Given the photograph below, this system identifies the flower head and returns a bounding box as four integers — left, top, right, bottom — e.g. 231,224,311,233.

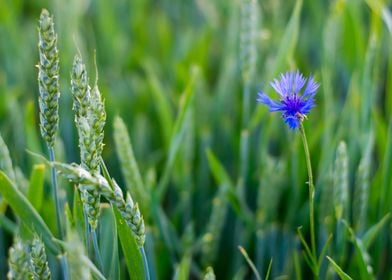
257,71,319,129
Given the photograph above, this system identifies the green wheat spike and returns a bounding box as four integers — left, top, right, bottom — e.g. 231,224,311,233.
333,141,349,221
256,155,285,226
30,235,51,280
201,195,227,266
113,116,149,212
203,266,216,280
319,168,334,231
71,55,106,230
52,161,146,246
7,238,30,280
37,9,60,148
240,0,258,82
353,135,373,232
71,55,90,120
66,229,91,279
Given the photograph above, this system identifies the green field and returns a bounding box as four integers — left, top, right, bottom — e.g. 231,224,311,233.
0,0,391,279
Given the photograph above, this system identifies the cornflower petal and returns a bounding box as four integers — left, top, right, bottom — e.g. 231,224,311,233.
303,76,319,97
270,79,285,96
293,71,306,94
257,92,284,112
256,70,319,129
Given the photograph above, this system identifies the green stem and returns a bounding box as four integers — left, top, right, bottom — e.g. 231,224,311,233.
140,247,151,280
91,229,104,273
48,146,69,280
83,208,91,254
299,123,317,275
238,82,250,208
48,147,64,239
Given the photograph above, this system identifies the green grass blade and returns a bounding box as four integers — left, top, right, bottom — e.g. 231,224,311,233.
362,213,391,249
296,227,317,271
143,62,174,147
0,171,60,255
81,255,107,280
342,221,373,280
157,66,199,199
326,256,353,280
317,234,333,269
100,207,120,279
173,253,192,280
265,258,273,280
27,164,45,212
238,246,261,280
114,208,145,280
206,149,252,224
0,214,17,234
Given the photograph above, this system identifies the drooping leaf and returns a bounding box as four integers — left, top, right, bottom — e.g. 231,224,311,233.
0,171,60,255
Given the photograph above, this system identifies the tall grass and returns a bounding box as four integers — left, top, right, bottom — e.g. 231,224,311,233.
0,0,391,279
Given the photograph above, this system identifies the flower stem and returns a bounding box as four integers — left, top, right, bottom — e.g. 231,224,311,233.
299,123,317,271
48,146,69,280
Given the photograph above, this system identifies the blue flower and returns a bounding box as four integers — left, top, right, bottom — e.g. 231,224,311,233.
257,71,319,129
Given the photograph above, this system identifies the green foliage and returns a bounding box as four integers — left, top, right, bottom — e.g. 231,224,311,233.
0,1,391,279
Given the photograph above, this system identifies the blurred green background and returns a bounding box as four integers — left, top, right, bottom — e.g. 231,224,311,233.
1,0,392,279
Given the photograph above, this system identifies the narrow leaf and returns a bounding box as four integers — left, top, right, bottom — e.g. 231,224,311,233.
326,256,353,280
362,213,391,249
114,208,145,280
0,171,60,254
342,221,373,280
173,253,192,280
206,149,252,223
27,164,45,212
157,66,199,199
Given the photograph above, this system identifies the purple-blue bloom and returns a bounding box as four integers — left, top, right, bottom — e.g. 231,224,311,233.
257,71,319,129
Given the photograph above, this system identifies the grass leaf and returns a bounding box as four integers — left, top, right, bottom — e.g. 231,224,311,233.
157,66,199,199
114,208,145,280
0,171,60,255
363,213,391,249
326,256,353,280
27,164,45,212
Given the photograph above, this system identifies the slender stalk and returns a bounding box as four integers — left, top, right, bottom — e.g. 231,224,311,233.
48,147,69,280
83,209,91,254
140,247,150,280
91,229,104,273
48,147,63,239
238,84,250,199
299,123,317,273
238,246,261,280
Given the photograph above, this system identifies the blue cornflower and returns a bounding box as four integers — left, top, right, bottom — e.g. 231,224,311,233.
257,71,319,129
